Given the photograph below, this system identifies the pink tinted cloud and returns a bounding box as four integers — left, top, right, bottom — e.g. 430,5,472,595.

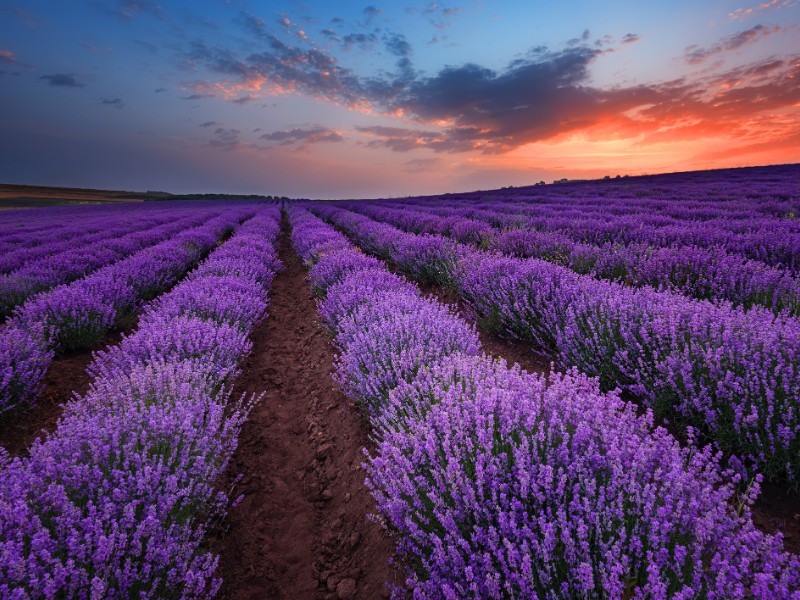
730,0,796,20
683,24,783,64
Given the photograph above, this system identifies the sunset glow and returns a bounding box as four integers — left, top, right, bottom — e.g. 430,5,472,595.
0,1,798,197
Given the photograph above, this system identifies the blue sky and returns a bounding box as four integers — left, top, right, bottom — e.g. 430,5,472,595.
1,0,798,198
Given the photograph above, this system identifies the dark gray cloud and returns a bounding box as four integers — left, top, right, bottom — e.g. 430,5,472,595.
101,97,124,108
621,33,641,44
363,6,382,22
357,125,471,152
199,121,217,127
182,27,800,155
232,94,256,104
404,157,442,172
384,33,412,57
209,127,240,150
261,126,344,148
567,29,591,46
239,11,267,36
321,27,339,41
155,87,167,92
40,73,85,88
342,32,379,51
684,24,781,64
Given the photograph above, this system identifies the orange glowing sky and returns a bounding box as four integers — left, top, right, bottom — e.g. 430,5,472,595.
0,1,798,197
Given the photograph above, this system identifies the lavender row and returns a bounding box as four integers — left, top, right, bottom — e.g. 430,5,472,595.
289,205,800,598
0,203,150,253
0,210,172,274
313,204,800,486
0,202,207,264
421,200,800,273
343,201,800,316
382,165,800,271
0,208,254,417
0,209,224,319
0,207,282,597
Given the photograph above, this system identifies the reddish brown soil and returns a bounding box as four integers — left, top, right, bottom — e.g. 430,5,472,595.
214,218,400,599
0,331,122,457
752,483,800,554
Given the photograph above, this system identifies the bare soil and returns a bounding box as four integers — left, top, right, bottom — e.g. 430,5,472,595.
0,330,122,457
214,217,400,599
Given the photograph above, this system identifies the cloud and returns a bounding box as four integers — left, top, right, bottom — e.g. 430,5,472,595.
404,157,442,172
232,94,257,104
200,121,217,128
101,97,124,108
154,87,167,93
2,6,40,28
0,50,16,64
116,0,164,20
239,11,267,35
419,3,462,30
342,32,379,51
357,125,473,152
363,6,382,22
385,33,412,57
180,28,800,156
621,33,641,44
261,126,344,148
567,29,592,46
684,24,782,64
209,127,241,150
321,28,340,41
82,43,113,54
40,73,85,88
729,0,796,20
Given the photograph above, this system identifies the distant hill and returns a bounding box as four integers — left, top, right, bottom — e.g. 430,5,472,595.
0,184,277,210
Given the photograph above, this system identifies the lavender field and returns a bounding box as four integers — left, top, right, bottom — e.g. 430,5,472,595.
1,165,800,598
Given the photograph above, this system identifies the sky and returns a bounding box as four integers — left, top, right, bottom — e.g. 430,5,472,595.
0,1,798,198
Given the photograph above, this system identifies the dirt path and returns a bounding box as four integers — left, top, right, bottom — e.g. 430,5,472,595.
215,216,400,599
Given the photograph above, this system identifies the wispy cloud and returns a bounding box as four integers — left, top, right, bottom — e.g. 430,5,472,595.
209,127,241,150
40,73,85,88
621,33,642,44
2,6,40,28
82,43,113,54
404,157,442,172
261,126,344,148
362,6,382,24
414,3,463,30
101,97,124,108
729,0,796,20
684,24,782,64
116,0,164,21
0,50,17,64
